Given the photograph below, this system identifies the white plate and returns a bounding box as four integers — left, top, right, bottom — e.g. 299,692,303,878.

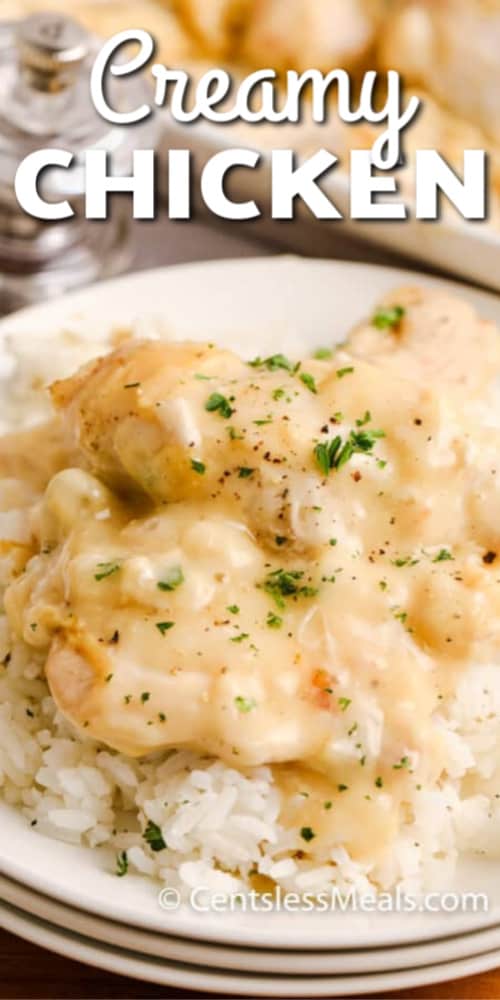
1,258,500,952
2,873,500,977
2,899,500,998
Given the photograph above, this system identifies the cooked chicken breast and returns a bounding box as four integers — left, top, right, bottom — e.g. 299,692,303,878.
6,288,500,799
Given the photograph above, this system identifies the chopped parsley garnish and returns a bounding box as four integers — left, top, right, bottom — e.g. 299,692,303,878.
314,436,342,476
336,366,354,379
338,697,351,712
393,755,411,771
272,387,286,401
143,820,166,852
249,353,295,373
275,535,288,547
372,305,405,330
314,426,385,477
356,410,371,427
338,784,349,793
266,612,283,629
392,556,419,568
94,561,121,582
205,392,234,419
231,632,249,643
238,467,255,479
300,372,317,394
324,800,333,810
105,673,113,684
259,569,318,609
227,605,240,615
116,851,128,876
375,776,384,788
123,382,140,389
433,549,453,563
141,692,151,703
156,621,175,635
300,826,316,843
227,426,244,440
157,566,184,591
235,696,257,713
158,712,167,722
191,459,206,474
313,347,333,360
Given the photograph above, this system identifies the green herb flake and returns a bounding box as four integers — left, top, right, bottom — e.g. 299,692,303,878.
105,673,114,684
235,696,257,713
314,424,385,477
157,566,184,592
143,820,166,853
259,568,318,609
156,621,175,635
250,353,294,373
300,372,317,394
231,633,249,643
355,410,372,427
123,382,140,389
266,612,283,629
116,851,128,876
94,561,121,582
205,392,234,419
275,535,288,547
238,467,255,479
433,549,453,563
338,697,351,712
324,800,333,811
313,347,333,360
336,366,354,379
338,784,349,793
227,426,244,440
393,755,411,771
141,692,151,704
227,605,240,615
375,776,384,788
191,459,206,475
372,305,405,330
300,826,316,843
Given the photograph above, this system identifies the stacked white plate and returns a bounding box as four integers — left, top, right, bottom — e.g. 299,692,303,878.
1,258,500,995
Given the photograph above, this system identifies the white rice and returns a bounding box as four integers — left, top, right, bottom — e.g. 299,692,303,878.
0,325,499,899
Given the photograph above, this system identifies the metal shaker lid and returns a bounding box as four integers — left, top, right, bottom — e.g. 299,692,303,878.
0,10,159,200
18,12,89,92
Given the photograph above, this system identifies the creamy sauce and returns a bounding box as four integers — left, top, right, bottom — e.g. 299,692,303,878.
5,284,500,863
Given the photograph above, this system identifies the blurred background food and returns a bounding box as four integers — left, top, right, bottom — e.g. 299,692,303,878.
1,0,499,221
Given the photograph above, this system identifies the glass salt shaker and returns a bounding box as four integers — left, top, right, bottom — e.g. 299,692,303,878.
0,11,159,314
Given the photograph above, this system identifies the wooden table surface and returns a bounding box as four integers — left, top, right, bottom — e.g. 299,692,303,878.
2,217,499,999
0,927,498,999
